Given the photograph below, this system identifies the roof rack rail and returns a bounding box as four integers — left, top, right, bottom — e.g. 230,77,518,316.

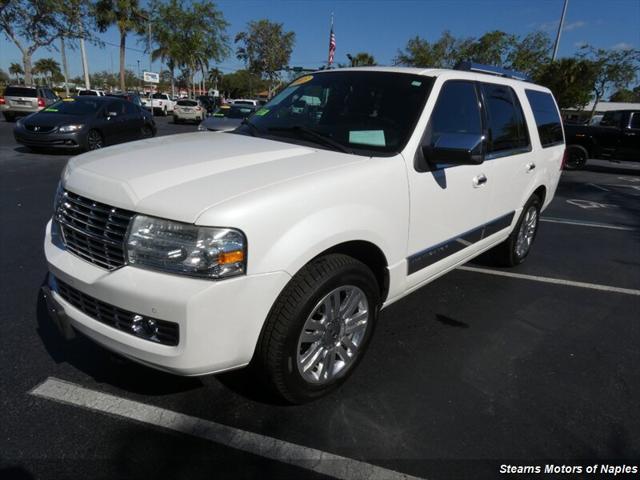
454,61,530,82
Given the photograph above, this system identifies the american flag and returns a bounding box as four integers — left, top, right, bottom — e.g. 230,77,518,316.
328,16,336,67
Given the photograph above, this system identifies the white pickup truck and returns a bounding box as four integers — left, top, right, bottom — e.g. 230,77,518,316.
150,93,176,116
43,65,564,403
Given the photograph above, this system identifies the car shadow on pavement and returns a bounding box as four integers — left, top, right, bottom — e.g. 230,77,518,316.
14,146,73,156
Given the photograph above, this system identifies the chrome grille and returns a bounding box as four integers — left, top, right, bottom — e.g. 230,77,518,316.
55,190,135,270
55,277,179,346
26,124,56,133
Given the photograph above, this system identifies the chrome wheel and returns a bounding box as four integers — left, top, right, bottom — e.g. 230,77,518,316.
296,285,369,385
515,206,538,258
87,130,103,150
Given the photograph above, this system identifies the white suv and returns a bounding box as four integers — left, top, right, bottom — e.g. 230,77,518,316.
43,65,564,403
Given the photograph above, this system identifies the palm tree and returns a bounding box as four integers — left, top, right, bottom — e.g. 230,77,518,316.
33,58,61,85
95,0,145,91
9,62,24,82
346,52,377,67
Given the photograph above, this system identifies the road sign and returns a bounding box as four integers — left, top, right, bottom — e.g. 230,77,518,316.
143,71,159,84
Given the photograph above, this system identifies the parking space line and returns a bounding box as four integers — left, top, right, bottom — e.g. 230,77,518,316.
30,378,424,480
458,266,640,296
541,217,637,231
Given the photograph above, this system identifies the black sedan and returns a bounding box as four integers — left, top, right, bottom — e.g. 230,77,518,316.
13,96,156,152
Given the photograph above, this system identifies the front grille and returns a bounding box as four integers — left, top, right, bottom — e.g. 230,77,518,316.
26,124,56,133
55,278,180,346
55,190,135,270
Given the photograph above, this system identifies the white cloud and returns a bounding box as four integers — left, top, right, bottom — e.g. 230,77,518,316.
612,42,634,50
563,20,586,31
574,41,587,48
536,19,586,32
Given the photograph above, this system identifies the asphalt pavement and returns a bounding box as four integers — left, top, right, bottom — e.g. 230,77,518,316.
1,116,639,480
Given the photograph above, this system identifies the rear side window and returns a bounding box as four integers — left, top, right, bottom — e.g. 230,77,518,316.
525,90,564,147
4,86,37,97
79,90,97,96
600,111,622,127
481,83,529,154
630,113,640,129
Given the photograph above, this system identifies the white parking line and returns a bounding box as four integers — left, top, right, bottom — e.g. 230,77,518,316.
458,266,640,296
541,217,637,231
31,378,424,480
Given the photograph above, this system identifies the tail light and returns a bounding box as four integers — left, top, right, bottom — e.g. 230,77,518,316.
560,147,568,171
0,97,5,105
37,97,45,107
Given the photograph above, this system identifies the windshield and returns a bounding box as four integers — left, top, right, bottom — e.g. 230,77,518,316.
40,98,101,115
235,71,434,155
4,86,37,97
177,100,198,106
152,93,166,99
214,105,254,119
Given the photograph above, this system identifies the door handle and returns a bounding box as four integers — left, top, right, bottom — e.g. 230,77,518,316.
472,173,487,188
526,162,536,172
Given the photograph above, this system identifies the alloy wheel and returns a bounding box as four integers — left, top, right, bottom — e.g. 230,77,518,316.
515,206,538,258
296,285,369,385
87,130,103,150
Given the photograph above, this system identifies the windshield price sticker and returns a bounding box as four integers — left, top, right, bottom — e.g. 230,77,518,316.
349,130,386,147
255,108,270,116
62,98,75,102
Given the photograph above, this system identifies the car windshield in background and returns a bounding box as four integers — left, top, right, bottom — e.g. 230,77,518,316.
40,98,101,115
177,100,198,106
78,90,98,96
5,87,37,97
236,71,434,155
152,93,166,99
214,105,254,119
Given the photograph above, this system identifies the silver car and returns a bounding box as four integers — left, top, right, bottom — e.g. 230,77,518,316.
197,104,256,132
1,85,59,122
173,99,205,124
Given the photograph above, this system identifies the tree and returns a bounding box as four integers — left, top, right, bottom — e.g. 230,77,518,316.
394,31,460,67
9,62,24,82
346,52,376,67
95,0,146,91
218,69,267,98
0,0,92,84
33,57,62,85
235,19,295,97
609,86,640,102
506,31,552,77
534,58,599,109
578,45,640,118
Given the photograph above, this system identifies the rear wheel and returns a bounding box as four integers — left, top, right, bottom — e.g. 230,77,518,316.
86,129,104,151
254,254,380,403
490,195,541,267
141,125,154,138
565,145,588,170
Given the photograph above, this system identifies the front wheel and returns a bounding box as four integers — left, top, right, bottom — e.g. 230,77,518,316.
254,254,380,403
490,195,541,267
86,129,104,151
141,125,154,138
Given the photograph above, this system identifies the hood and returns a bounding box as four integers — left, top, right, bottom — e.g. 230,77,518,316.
25,112,91,127
200,116,243,132
63,132,364,224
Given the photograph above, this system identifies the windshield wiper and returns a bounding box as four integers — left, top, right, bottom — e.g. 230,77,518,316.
267,126,352,154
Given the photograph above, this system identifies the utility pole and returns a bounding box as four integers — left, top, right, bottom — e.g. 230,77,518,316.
552,0,568,61
60,37,70,97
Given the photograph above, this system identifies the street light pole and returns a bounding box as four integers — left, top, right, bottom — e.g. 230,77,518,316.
552,0,569,61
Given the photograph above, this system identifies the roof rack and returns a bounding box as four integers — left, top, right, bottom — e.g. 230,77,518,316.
454,61,530,82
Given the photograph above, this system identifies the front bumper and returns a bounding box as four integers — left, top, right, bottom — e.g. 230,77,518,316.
44,220,291,376
14,128,84,149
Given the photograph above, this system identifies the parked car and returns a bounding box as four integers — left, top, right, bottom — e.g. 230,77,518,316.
564,110,640,169
173,99,206,124
77,89,106,96
197,104,255,131
231,98,258,106
107,92,144,108
43,65,563,403
14,96,156,152
150,93,176,116
1,85,60,121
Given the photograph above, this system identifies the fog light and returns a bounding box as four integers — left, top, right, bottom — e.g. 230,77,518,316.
131,314,159,340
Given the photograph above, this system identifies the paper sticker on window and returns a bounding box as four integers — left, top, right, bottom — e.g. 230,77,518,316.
255,108,269,116
44,108,58,112
349,130,386,147
411,80,422,87
62,98,75,102
291,75,313,86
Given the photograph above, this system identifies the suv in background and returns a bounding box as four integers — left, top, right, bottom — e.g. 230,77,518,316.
1,85,59,121
43,64,564,403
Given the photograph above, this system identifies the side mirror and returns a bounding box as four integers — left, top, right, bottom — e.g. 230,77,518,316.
422,133,485,166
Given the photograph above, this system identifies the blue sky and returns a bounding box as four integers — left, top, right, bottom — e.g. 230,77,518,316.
1,0,639,78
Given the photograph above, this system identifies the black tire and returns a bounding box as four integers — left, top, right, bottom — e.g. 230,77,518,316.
254,254,380,404
173,116,180,124
490,195,542,267
4,112,15,122
86,129,104,151
141,125,154,138
565,145,588,170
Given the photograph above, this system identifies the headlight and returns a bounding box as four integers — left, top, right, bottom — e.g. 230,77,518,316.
126,215,246,279
197,123,207,131
58,124,84,133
